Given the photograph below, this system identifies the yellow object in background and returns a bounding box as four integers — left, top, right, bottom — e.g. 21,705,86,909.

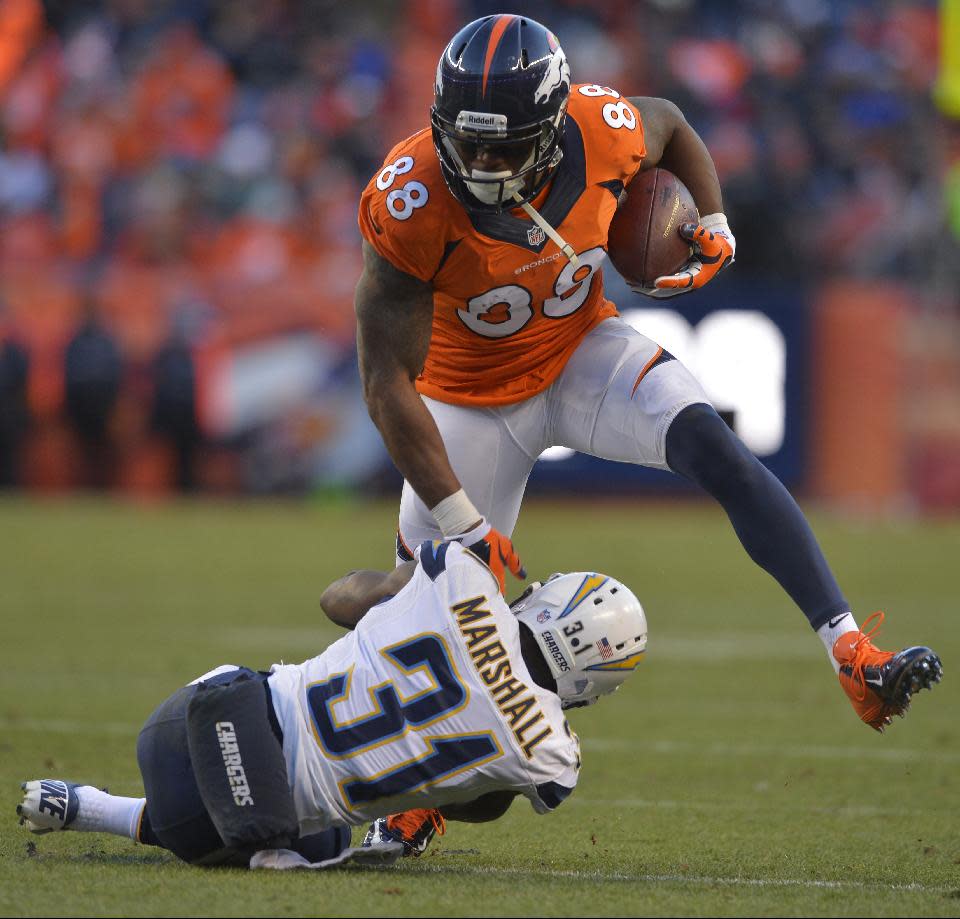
935,0,960,116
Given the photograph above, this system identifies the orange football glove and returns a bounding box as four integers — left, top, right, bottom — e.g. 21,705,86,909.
652,212,735,296
454,518,526,594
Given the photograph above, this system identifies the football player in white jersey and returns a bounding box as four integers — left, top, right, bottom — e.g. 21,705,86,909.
17,541,647,869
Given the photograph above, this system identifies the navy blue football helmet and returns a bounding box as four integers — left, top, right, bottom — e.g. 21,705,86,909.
430,15,571,213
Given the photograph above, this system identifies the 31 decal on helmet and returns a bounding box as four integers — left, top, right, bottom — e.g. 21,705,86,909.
511,573,647,708
430,14,571,213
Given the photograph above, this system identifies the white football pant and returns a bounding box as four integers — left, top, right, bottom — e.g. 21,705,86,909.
397,316,710,556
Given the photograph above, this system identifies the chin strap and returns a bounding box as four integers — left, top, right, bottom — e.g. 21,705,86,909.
512,192,579,267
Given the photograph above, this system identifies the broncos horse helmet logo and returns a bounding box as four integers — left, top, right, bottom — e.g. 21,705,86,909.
533,47,570,105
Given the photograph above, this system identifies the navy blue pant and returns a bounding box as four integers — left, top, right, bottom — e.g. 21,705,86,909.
136,667,349,866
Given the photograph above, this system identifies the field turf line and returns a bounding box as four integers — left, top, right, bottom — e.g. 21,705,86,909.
409,862,957,894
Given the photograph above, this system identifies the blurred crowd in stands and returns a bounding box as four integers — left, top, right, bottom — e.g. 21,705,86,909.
0,0,954,493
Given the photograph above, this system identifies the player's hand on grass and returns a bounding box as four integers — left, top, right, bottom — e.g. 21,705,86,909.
652,213,735,296
453,519,526,594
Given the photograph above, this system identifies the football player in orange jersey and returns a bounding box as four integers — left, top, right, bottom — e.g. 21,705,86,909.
354,12,940,761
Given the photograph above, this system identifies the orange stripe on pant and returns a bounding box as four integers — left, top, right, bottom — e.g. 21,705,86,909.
630,346,664,399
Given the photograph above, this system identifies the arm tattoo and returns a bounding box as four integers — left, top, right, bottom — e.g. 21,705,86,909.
354,241,462,505
355,241,434,385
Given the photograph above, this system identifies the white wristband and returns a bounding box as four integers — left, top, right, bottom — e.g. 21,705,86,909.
431,488,482,538
699,212,735,255
453,518,492,546
699,212,729,232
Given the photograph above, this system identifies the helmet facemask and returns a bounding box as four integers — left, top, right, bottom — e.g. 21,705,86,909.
431,103,565,213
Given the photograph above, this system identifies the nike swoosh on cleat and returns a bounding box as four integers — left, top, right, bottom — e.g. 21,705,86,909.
864,676,884,687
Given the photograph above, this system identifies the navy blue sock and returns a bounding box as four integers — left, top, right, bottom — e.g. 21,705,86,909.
665,403,847,629
137,806,163,848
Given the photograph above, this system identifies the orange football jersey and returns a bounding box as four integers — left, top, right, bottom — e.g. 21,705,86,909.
358,84,645,406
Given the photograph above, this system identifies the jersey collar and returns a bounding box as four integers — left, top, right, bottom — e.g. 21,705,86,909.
464,113,587,253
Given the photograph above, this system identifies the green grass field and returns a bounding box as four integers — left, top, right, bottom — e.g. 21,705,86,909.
0,497,957,917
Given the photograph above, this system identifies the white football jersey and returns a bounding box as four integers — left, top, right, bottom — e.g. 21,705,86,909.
267,541,581,835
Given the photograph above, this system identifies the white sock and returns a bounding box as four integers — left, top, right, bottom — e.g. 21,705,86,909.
817,612,859,673
72,786,145,840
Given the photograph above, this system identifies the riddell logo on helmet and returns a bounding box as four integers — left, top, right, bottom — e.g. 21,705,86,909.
541,630,570,672
455,111,508,135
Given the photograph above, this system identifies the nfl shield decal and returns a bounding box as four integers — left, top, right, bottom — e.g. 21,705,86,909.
527,225,545,246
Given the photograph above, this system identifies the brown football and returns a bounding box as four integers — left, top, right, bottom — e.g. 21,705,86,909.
607,168,698,287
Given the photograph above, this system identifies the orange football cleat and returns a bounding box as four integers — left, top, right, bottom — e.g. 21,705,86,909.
833,612,942,732
361,808,445,857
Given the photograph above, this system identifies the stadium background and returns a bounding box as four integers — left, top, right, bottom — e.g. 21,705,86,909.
2,3,960,915
0,0,958,506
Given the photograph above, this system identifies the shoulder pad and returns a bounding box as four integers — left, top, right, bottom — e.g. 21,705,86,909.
568,84,645,186
358,131,455,282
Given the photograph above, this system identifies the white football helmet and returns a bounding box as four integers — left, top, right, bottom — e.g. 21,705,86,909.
511,573,647,708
